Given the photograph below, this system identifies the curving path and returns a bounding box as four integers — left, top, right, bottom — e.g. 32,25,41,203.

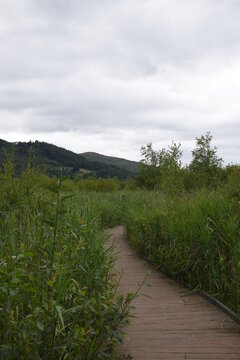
109,226,240,360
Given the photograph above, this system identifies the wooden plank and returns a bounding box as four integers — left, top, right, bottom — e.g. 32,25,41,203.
109,226,240,360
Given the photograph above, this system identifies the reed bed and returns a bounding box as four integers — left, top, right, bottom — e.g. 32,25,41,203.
0,164,132,359
89,189,240,316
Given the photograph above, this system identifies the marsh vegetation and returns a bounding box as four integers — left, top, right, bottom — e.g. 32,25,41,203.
0,132,240,358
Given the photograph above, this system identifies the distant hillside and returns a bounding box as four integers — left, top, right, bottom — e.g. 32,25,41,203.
81,152,139,174
0,139,136,180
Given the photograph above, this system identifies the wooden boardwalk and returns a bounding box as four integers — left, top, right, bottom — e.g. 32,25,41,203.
109,226,240,360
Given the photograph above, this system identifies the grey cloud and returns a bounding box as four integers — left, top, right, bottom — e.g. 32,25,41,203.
0,0,240,164
31,0,112,19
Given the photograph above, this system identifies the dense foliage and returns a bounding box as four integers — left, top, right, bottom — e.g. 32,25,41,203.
135,132,227,192
1,131,240,358
74,132,240,317
0,162,133,359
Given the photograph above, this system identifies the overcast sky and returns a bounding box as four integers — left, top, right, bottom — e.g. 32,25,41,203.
0,0,240,163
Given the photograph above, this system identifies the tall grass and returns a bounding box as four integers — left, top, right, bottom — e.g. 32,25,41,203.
87,189,240,316
76,178,122,192
0,163,132,359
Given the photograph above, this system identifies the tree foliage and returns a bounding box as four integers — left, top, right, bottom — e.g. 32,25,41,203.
136,142,184,194
0,139,135,180
188,132,223,188
136,132,227,192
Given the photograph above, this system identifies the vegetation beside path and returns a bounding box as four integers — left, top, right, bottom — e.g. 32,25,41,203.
1,131,240,358
0,162,132,359
90,189,240,317
86,132,240,317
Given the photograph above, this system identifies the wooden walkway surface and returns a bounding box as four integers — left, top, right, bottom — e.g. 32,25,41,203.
109,226,240,360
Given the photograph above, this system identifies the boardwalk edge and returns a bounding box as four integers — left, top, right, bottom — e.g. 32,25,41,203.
121,226,240,327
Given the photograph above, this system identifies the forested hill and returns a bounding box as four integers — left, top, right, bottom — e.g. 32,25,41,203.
80,152,138,173
0,139,137,179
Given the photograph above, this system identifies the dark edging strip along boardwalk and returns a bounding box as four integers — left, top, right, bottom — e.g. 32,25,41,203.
109,226,240,360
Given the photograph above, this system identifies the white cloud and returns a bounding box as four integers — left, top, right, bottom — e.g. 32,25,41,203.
0,0,240,164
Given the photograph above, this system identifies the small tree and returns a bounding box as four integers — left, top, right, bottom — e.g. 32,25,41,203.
136,143,161,189
225,164,240,200
189,132,223,188
136,142,184,194
160,142,184,195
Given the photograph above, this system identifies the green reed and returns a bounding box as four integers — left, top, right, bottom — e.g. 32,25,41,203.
0,164,132,359
87,189,240,316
